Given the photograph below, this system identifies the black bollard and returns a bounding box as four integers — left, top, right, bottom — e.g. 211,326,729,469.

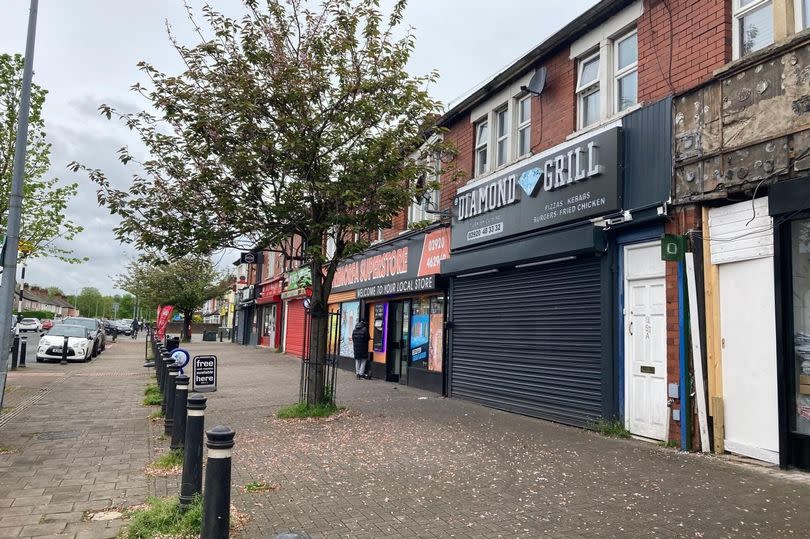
171,374,190,450
201,426,235,539
10,335,19,370
180,393,207,508
18,336,26,368
61,335,69,365
165,363,180,436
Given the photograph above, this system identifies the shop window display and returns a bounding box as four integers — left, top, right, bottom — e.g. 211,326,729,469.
792,219,810,436
410,297,431,368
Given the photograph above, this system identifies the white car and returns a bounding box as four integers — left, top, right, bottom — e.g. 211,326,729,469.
36,324,92,363
17,318,41,333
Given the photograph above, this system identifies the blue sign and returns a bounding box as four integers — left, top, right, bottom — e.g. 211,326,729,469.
171,348,191,374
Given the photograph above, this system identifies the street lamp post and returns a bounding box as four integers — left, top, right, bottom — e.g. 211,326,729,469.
0,0,39,411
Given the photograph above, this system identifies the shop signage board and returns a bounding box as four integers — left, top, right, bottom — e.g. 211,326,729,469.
192,355,217,392
332,227,450,295
451,127,622,250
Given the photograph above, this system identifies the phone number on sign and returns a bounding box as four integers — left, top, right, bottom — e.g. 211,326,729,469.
466,221,503,241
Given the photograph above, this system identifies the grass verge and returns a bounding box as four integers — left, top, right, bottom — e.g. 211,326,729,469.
142,384,161,406
588,419,632,439
123,495,201,539
148,410,164,420
276,402,342,419
149,450,183,470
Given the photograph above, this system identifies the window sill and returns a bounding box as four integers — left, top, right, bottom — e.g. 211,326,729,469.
568,103,642,141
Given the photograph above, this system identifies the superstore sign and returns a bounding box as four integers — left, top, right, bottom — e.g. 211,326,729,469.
332,228,450,297
451,127,622,249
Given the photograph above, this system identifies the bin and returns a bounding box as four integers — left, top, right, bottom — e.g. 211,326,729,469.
202,330,217,342
166,336,180,352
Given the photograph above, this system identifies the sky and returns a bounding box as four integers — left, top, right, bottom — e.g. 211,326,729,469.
0,0,597,296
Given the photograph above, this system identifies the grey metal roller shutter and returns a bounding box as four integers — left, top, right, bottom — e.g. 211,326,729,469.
450,256,602,427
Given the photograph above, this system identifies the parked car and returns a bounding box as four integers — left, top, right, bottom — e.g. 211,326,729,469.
116,319,133,336
36,324,93,362
17,318,41,333
41,319,53,331
62,317,105,357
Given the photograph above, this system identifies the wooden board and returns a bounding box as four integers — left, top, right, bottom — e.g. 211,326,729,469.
800,374,810,386
800,384,810,396
712,396,725,454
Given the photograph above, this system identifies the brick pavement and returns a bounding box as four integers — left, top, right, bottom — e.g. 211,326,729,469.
0,339,153,538
182,341,810,539
3,339,810,538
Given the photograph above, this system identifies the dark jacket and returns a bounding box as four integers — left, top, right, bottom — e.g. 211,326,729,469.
351,325,370,359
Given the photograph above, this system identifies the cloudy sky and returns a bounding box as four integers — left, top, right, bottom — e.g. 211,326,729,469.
0,0,596,296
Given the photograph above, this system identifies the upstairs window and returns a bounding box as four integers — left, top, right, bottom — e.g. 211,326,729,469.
516,95,531,157
496,108,509,167
615,30,638,112
475,120,489,176
734,0,774,58
577,52,601,129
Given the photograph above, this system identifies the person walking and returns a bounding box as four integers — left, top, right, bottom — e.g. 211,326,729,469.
352,320,371,379
131,318,139,339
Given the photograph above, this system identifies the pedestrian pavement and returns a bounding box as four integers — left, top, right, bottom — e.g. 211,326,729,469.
3,339,810,538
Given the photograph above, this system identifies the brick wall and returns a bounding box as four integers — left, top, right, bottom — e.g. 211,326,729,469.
664,204,701,446
531,48,576,155
638,0,730,103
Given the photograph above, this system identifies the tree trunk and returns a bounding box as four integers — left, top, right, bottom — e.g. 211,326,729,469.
306,260,331,405
182,311,192,343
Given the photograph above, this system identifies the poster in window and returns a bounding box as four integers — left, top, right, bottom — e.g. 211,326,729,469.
339,301,360,357
428,297,444,372
410,298,430,365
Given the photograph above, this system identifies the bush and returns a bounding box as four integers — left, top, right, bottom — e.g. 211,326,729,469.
276,402,342,419
123,495,201,539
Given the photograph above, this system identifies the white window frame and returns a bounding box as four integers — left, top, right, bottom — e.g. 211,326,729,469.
474,119,489,176
408,154,440,226
576,51,601,130
495,106,509,167
614,30,638,113
732,0,774,59
515,95,531,158
795,0,810,32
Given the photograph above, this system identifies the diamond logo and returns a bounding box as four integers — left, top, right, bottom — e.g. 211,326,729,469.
518,167,543,197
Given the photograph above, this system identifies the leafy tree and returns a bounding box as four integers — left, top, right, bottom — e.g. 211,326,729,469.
69,0,453,403
117,256,230,341
73,287,104,318
0,54,84,262
46,286,65,298
118,293,135,319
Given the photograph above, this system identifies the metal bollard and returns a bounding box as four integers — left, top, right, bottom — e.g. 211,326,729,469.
18,336,26,368
201,426,235,539
165,363,180,436
61,335,69,365
180,393,207,508
10,335,19,370
171,374,190,450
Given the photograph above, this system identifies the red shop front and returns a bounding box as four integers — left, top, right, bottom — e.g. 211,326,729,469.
256,277,283,350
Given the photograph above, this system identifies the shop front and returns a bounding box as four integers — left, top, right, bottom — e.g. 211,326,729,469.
443,127,623,427
330,226,451,393
234,284,255,346
770,178,810,471
257,277,283,350
281,267,312,358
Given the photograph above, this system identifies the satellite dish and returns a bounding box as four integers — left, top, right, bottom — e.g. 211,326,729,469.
521,66,547,96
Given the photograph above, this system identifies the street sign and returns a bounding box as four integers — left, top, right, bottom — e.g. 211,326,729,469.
192,355,217,393
661,234,687,261
240,252,256,264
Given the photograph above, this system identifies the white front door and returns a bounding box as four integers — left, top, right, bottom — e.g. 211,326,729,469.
719,257,780,463
624,242,668,440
